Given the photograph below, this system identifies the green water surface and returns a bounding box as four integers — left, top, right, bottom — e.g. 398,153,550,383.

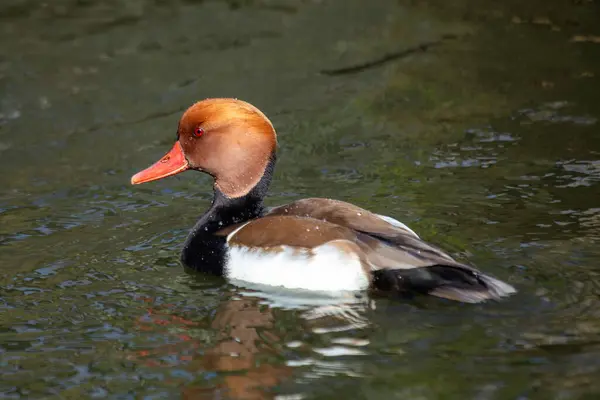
1,0,600,398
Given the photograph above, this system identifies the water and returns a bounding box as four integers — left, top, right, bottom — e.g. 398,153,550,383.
1,0,600,398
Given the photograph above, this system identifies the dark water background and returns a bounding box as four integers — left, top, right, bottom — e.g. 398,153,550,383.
1,0,600,398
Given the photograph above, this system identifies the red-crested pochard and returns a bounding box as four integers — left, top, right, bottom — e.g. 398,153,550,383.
131,98,516,303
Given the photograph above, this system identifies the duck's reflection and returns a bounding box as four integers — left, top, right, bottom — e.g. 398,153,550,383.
187,287,371,399
132,287,371,399
181,292,288,400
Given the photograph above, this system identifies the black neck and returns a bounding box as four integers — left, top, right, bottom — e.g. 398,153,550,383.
180,153,276,274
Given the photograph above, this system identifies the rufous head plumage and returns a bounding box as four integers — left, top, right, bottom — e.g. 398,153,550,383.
131,98,277,198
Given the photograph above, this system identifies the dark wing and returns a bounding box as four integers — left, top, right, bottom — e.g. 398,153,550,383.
221,214,358,249
267,198,419,241
266,198,516,302
267,198,455,259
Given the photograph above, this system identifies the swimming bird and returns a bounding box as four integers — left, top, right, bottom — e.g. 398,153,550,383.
131,98,516,303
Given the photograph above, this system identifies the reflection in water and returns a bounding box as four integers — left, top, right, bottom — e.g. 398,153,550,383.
183,292,291,399
129,287,371,399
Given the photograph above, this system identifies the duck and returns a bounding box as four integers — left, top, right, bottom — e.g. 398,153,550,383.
131,98,516,303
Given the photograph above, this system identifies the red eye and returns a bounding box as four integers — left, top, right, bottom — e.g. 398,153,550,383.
193,127,204,137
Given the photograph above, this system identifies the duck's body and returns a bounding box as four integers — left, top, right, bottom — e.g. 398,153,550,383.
131,98,515,303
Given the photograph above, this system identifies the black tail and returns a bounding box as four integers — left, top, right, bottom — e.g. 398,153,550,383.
373,265,516,303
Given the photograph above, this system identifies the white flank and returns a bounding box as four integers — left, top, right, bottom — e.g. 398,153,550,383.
225,243,369,293
376,214,419,238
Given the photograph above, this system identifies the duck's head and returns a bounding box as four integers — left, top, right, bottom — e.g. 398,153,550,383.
131,98,277,198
